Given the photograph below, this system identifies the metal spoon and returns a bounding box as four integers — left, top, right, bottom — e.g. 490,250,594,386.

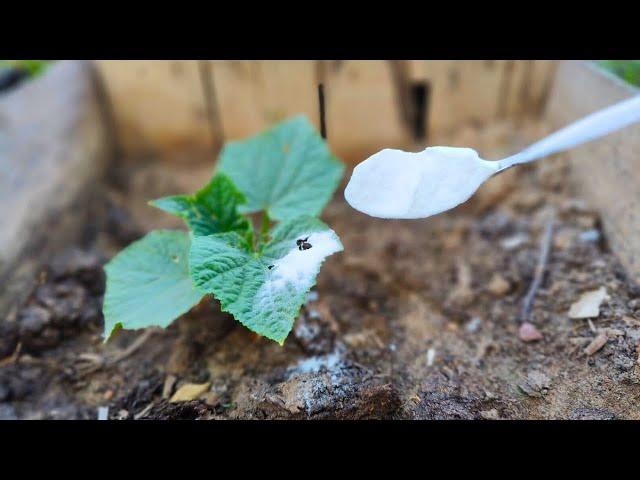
345,95,640,219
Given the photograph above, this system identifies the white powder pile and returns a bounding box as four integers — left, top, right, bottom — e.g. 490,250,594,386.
256,230,343,307
344,146,500,219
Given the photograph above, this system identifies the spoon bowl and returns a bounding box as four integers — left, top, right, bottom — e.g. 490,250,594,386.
345,95,640,219
344,146,499,219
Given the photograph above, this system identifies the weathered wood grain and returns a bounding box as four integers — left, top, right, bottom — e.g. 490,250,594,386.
408,60,556,140
210,60,319,141
94,60,557,165
0,61,111,317
321,60,411,163
545,60,640,284
95,60,212,159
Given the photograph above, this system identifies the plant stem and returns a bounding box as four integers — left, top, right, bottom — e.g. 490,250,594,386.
258,211,271,250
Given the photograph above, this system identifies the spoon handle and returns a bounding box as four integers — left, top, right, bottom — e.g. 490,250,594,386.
498,94,640,171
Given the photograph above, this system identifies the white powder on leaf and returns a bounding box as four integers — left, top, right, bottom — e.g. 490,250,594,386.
255,230,343,309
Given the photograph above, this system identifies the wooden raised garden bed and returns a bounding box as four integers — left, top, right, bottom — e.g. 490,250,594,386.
1,60,639,420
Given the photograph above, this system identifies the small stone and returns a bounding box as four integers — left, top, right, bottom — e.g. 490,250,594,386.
0,404,19,420
202,391,222,406
575,214,598,229
169,382,210,403
0,383,10,402
578,229,601,243
569,407,616,420
116,409,130,420
628,299,640,310
465,317,482,333
553,229,574,250
560,198,590,215
568,287,609,319
602,328,624,337
426,348,436,366
97,406,109,420
480,408,500,420
513,191,543,211
487,274,510,296
622,316,640,327
519,322,543,342
518,371,551,398
500,233,530,251
19,305,52,335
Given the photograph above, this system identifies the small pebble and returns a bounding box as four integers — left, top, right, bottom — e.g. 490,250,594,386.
579,229,601,243
519,322,543,342
487,274,510,296
480,408,500,420
500,233,529,250
426,348,436,366
627,299,640,311
466,317,482,333
97,406,109,420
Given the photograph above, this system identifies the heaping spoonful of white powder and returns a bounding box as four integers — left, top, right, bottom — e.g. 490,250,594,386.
345,95,640,219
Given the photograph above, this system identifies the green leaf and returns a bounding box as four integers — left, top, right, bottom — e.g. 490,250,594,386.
150,172,253,245
103,230,205,339
596,60,640,87
217,115,344,221
189,216,343,344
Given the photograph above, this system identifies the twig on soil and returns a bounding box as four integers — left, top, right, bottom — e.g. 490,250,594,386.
107,328,158,366
134,402,155,420
74,328,159,377
519,216,555,323
0,342,22,367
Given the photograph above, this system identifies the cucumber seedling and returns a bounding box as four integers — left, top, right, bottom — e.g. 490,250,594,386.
102,115,345,344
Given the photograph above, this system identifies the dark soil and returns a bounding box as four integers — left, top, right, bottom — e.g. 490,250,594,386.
2,120,640,419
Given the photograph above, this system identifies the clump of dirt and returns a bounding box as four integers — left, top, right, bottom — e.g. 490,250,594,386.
2,119,640,420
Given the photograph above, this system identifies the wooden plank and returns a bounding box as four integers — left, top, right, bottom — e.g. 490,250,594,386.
94,60,557,164
209,60,319,141
95,60,212,158
408,60,459,137
528,60,557,114
322,60,411,163
0,61,110,317
407,61,555,140
459,61,505,122
545,60,640,284
502,60,531,117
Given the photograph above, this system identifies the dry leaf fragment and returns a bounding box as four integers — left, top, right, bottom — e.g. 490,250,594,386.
568,287,609,319
169,382,210,403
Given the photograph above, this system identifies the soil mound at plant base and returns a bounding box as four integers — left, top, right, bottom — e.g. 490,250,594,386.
2,120,640,420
